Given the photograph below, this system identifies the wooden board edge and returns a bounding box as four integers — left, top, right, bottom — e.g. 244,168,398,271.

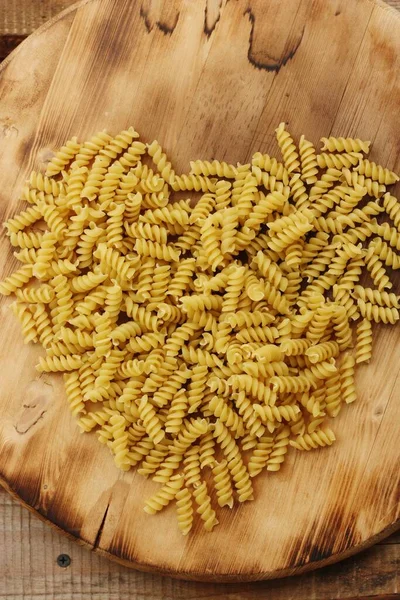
0,0,399,583
1,472,399,582
366,0,400,15
0,474,95,550
93,519,400,582
0,0,95,73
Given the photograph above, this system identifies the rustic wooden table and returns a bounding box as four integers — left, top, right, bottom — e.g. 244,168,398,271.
0,1,400,599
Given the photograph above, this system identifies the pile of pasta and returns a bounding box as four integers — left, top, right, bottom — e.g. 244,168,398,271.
1,123,399,535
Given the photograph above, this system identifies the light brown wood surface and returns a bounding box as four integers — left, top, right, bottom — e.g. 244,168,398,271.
2,0,400,35
1,488,399,600
0,0,399,583
0,1,74,60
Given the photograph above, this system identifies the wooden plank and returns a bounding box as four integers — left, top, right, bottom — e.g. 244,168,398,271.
379,531,400,545
0,0,390,33
0,0,76,60
0,488,399,600
0,1,75,34
0,0,400,584
0,0,399,62
0,0,399,596
384,0,400,8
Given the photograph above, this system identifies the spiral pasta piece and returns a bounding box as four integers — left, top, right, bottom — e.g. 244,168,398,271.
369,238,400,270
31,232,57,279
64,371,85,416
51,274,74,330
171,174,215,193
91,311,113,357
228,374,274,405
46,137,81,177
266,426,290,471
0,264,33,295
4,205,42,234
138,395,165,445
11,301,38,343
70,270,107,293
36,354,81,372
58,327,93,350
355,319,373,364
118,141,146,172
219,206,238,255
32,303,53,347
252,152,289,184
234,172,257,222
9,230,44,249
340,353,357,404
94,243,138,281
298,135,318,184
275,122,300,174
128,332,166,354
152,420,208,484
299,391,322,418
137,440,171,477
353,285,399,308
104,282,123,322
175,486,194,535
192,480,218,530
92,349,125,396
182,445,201,488
224,310,274,329
134,238,180,262
213,422,253,502
305,341,340,363
321,137,370,154
164,389,189,434
126,436,155,467
357,301,399,324
364,247,392,291
104,201,125,247
236,325,280,344
254,403,300,424
268,211,313,252
317,152,362,170
252,254,287,293
270,375,314,394
191,432,214,471
98,127,138,161
144,474,184,514
245,190,287,231
308,168,342,203
208,396,244,437
211,460,233,508
190,159,237,179
145,139,174,181
116,358,144,379
290,428,336,451
356,160,399,185
247,435,274,477
152,366,192,408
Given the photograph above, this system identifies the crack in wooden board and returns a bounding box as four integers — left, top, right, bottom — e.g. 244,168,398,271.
0,487,399,599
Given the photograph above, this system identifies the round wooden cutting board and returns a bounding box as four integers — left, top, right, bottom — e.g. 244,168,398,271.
0,0,399,582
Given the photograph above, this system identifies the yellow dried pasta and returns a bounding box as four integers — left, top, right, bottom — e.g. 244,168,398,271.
1,124,399,536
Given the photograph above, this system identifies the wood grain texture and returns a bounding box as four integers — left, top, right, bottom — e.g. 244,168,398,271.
0,0,398,35
0,1,74,34
0,0,75,60
2,0,400,59
0,0,400,583
1,487,399,600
